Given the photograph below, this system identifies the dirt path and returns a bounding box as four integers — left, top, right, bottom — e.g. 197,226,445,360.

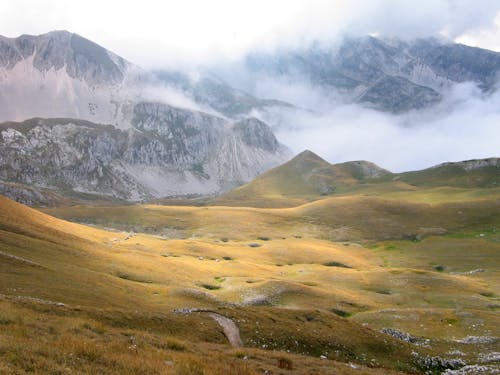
208,313,243,347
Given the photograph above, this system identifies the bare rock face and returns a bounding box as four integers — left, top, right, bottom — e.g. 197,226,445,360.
0,30,128,85
242,36,500,112
0,31,142,126
0,31,292,204
0,106,291,203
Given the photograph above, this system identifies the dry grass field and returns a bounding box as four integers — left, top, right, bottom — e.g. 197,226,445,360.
1,153,499,374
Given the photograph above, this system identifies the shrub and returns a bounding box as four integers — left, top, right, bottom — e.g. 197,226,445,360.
323,261,351,268
331,309,352,318
201,284,221,290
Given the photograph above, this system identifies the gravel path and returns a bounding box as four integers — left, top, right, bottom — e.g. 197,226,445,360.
208,313,243,347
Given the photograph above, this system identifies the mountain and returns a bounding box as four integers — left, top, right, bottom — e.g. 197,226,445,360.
224,36,500,112
0,31,291,203
216,150,499,207
216,150,390,207
0,109,290,203
154,71,293,118
0,30,142,125
392,158,500,188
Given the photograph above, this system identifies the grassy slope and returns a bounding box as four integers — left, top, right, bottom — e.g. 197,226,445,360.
1,151,499,373
215,151,499,208
1,195,424,374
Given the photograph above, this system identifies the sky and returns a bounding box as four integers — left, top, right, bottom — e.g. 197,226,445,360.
1,0,500,68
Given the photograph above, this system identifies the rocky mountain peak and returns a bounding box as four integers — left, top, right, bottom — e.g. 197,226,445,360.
0,31,130,85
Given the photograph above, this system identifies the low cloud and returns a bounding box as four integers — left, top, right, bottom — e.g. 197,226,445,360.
254,82,500,172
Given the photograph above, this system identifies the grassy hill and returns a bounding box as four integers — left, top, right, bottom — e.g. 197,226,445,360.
215,151,499,208
0,195,431,374
215,150,391,207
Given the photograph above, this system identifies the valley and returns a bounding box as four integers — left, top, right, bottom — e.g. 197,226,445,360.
1,152,499,374
0,22,499,375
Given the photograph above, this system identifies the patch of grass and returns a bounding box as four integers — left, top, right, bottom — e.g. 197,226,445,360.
0,313,16,325
301,281,318,287
330,308,352,318
434,265,445,272
200,284,221,290
480,291,496,298
81,322,106,334
175,359,204,375
323,261,351,268
214,276,226,283
233,350,247,359
163,338,187,351
116,272,153,284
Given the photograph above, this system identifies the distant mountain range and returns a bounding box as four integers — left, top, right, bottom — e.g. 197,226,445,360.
226,36,500,112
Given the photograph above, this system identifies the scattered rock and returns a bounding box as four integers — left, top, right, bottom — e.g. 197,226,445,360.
456,336,498,345
412,352,466,372
381,328,418,343
443,365,500,374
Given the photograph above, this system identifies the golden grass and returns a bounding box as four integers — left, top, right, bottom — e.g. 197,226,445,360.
1,189,500,373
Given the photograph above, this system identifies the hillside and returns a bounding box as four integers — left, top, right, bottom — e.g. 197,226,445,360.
215,150,390,207
0,194,430,374
0,115,290,202
36,178,500,373
232,36,500,112
216,151,500,208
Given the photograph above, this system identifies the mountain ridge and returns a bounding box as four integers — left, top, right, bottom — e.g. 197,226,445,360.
215,150,499,207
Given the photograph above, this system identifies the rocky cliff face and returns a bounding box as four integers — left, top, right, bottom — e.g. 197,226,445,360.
0,31,292,203
0,105,291,202
241,36,500,112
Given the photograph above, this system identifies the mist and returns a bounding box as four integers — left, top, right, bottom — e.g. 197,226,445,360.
251,81,500,172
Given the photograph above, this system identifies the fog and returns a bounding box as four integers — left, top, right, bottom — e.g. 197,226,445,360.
251,82,500,172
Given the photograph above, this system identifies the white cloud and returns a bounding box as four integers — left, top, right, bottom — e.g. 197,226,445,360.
257,82,500,172
1,0,500,68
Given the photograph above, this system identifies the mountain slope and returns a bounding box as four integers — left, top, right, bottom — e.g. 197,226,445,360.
0,110,291,202
232,36,500,112
392,158,500,188
0,31,292,203
216,150,390,207
154,71,293,118
0,31,141,125
216,151,499,207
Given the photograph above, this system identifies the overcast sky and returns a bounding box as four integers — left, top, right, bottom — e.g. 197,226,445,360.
1,0,500,68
